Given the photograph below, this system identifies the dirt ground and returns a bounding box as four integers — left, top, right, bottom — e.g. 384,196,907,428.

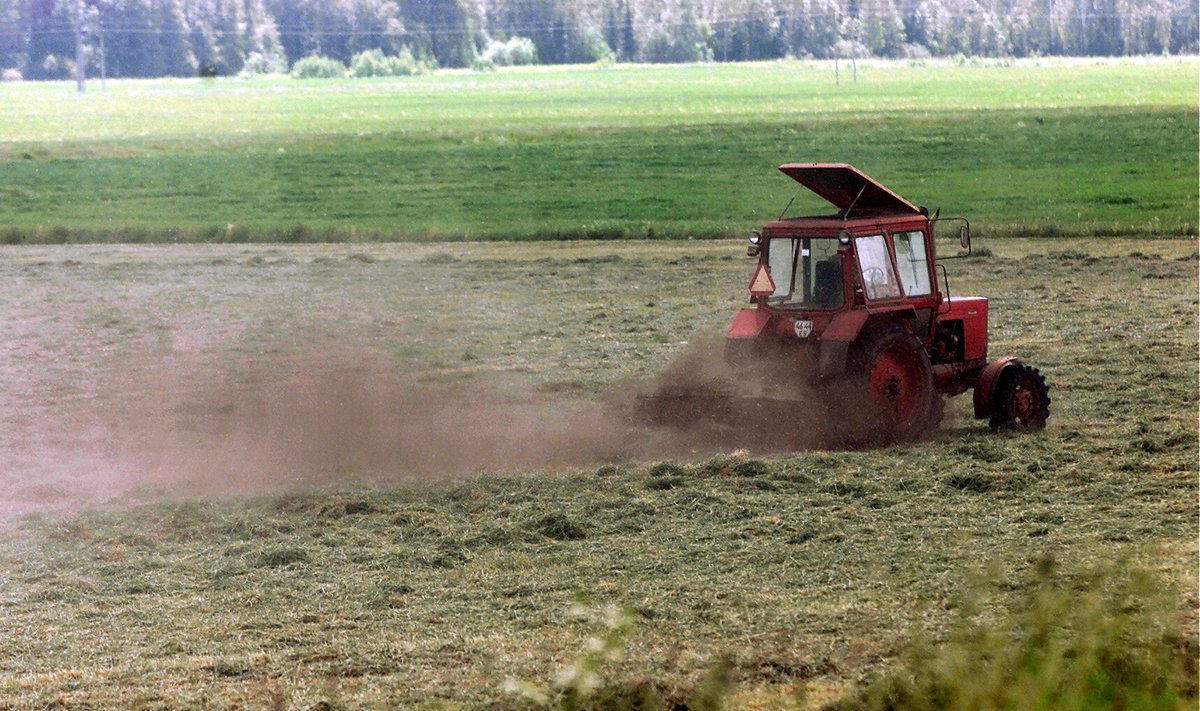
3,239,1195,522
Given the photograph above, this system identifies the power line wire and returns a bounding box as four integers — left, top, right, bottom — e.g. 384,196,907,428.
2,8,1195,37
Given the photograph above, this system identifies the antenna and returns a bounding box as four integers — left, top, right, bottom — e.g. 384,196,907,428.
778,193,796,220
842,184,867,221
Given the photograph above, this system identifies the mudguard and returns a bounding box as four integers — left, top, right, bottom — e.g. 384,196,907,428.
818,341,849,376
727,309,771,340
816,311,869,376
973,356,1022,419
821,310,870,342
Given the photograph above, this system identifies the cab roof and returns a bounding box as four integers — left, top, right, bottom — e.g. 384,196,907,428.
761,214,927,235
778,163,922,217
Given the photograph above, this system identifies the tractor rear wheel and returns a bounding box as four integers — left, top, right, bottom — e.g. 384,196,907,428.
851,325,933,440
989,363,1050,430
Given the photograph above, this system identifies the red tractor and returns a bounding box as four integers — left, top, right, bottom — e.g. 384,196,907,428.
646,163,1050,443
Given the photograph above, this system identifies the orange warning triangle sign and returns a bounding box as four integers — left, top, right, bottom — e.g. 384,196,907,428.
748,262,776,296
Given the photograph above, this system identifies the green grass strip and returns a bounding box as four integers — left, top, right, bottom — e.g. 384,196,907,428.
0,59,1195,243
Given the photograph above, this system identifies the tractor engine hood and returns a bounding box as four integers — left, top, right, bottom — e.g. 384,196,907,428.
778,163,922,216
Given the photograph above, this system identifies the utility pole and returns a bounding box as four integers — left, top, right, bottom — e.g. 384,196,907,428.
74,0,86,92
99,17,106,90
1079,0,1089,54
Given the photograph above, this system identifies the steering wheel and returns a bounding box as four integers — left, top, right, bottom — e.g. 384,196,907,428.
862,267,885,284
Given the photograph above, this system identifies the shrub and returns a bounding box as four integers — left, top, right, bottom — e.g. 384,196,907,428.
479,36,539,67
348,47,433,78
290,55,346,80
837,558,1198,710
581,27,615,63
506,37,539,65
470,55,497,72
238,50,288,77
1,68,21,82
39,54,73,80
349,49,389,78
478,40,506,66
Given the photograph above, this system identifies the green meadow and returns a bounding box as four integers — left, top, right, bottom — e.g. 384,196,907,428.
0,58,1196,242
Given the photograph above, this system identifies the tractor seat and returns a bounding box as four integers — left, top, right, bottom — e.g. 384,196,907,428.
814,260,843,306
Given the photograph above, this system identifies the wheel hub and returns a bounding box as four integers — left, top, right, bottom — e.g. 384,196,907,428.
1011,381,1040,424
870,348,921,426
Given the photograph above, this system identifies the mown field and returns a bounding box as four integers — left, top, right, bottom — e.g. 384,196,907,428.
0,237,1195,708
0,58,1197,242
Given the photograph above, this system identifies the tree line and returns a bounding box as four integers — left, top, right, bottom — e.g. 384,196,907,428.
1,0,1196,80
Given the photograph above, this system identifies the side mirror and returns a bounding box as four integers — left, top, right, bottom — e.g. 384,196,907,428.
932,216,972,259
747,231,761,257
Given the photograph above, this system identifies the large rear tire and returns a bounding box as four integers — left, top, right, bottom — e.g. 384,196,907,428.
989,363,1050,430
851,325,934,441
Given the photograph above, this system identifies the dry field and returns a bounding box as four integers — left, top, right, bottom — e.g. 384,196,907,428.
0,237,1196,708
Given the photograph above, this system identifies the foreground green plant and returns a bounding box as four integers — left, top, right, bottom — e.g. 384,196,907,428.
505,597,733,710
839,556,1198,711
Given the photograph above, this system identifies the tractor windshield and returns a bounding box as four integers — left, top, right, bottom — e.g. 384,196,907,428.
765,237,844,310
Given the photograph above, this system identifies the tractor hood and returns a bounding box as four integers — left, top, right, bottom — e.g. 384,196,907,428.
779,163,922,216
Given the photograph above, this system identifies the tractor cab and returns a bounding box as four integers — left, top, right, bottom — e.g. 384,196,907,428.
730,164,958,372
721,163,1049,439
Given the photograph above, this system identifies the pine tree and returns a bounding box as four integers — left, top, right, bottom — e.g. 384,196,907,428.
860,0,905,55
0,0,32,72
400,0,476,67
156,0,197,75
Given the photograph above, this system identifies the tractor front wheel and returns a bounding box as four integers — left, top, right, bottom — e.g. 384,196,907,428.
851,326,934,441
989,363,1050,430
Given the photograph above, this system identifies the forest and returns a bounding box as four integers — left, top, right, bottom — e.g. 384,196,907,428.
0,0,1197,80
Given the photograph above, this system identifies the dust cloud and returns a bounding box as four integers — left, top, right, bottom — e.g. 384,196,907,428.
0,330,920,523
117,350,637,488
2,339,778,521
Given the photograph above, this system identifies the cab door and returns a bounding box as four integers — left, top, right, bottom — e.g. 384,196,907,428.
890,228,939,340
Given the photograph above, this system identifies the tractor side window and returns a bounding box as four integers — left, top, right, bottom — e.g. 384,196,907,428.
856,234,902,300
894,231,932,297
